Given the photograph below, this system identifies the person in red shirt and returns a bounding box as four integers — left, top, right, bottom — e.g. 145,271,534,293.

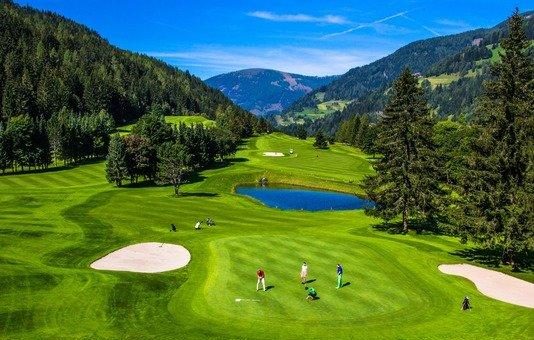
256,268,266,291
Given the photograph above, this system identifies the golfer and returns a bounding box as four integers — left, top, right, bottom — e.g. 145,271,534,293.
336,263,343,289
306,286,317,301
461,296,471,311
300,262,308,284
256,268,266,291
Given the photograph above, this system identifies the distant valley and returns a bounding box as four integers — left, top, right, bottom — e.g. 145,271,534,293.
205,69,338,116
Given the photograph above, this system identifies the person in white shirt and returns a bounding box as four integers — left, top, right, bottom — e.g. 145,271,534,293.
300,262,308,284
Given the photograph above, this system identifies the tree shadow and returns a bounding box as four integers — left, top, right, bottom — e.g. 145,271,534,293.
265,285,275,291
122,181,157,188
0,158,104,177
450,247,534,271
371,219,444,235
178,192,219,198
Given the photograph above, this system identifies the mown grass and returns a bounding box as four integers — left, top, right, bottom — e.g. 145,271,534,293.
117,115,215,135
0,133,532,339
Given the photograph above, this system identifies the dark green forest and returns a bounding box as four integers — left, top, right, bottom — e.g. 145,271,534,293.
361,11,533,268
0,0,264,173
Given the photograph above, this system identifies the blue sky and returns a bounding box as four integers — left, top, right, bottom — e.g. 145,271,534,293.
16,0,533,79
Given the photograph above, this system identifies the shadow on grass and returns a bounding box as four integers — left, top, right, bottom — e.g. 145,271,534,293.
450,247,534,272
0,158,104,177
342,282,351,288
178,192,218,198
304,279,316,284
265,285,275,291
371,220,444,235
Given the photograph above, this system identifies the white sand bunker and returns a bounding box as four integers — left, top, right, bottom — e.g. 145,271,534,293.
439,264,534,308
263,152,284,157
90,242,191,273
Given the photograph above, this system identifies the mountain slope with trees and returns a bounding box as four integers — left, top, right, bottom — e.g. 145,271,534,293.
276,11,533,132
0,0,264,173
205,68,337,116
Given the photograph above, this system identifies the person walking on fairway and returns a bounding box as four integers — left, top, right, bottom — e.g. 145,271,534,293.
256,268,266,291
300,262,308,284
336,264,343,288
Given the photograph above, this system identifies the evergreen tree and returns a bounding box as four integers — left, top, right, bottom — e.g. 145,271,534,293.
296,125,307,140
157,142,192,195
4,114,33,171
313,131,328,149
363,69,443,232
105,135,127,186
455,10,533,268
124,134,157,183
0,122,10,173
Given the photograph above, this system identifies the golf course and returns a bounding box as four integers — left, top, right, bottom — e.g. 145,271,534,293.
0,133,532,339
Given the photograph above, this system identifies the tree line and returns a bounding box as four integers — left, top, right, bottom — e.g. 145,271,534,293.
0,109,114,172
362,11,533,269
106,113,239,195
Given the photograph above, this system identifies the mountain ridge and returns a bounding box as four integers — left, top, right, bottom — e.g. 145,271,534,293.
205,68,338,116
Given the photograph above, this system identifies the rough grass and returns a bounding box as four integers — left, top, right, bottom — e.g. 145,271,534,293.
0,133,532,339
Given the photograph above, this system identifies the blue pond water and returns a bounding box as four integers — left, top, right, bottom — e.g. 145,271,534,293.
236,186,374,211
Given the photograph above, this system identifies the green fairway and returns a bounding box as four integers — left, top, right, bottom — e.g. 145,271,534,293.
0,133,532,339
117,115,216,135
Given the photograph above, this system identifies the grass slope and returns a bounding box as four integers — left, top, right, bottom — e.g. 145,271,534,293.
117,115,216,135
0,133,532,339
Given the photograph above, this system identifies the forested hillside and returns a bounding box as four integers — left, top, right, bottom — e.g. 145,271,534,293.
277,11,533,133
0,0,264,173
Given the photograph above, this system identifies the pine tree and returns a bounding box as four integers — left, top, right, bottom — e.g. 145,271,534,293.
363,69,443,232
313,131,328,149
296,125,307,140
105,135,127,187
456,10,533,268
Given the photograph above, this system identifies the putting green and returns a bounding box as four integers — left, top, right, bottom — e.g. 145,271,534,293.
0,133,532,339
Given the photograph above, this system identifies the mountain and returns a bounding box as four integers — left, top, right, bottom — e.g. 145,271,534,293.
0,0,256,127
205,69,338,116
276,11,534,131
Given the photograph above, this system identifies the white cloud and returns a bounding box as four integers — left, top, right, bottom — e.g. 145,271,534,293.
147,46,389,79
247,11,350,25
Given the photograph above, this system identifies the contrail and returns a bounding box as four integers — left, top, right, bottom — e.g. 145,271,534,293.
401,14,442,37
323,11,409,39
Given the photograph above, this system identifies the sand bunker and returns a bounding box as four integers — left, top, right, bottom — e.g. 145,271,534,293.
263,152,284,157
439,264,534,308
90,242,191,273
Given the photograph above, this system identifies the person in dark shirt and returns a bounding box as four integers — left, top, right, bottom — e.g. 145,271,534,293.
461,296,471,311
336,264,343,289
256,268,266,291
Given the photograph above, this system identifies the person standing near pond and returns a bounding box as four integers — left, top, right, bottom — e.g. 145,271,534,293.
300,262,308,284
336,264,343,289
256,268,266,291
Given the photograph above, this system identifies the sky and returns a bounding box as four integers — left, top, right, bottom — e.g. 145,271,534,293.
15,0,533,79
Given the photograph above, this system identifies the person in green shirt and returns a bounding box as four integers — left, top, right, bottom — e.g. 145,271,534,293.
306,286,317,301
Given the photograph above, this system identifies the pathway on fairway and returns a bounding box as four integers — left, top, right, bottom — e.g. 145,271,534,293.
439,264,534,308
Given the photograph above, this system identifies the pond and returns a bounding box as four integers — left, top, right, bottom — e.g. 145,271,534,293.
235,185,374,211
